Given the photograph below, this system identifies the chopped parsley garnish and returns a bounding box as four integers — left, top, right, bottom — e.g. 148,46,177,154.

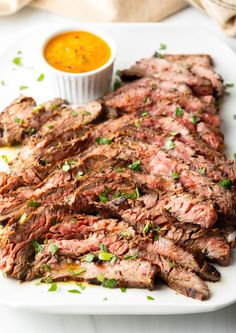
68,267,86,275
143,96,149,103
98,192,109,203
96,137,112,145
18,213,27,225
218,179,231,189
75,171,84,179
191,115,200,124
147,295,155,301
198,167,206,174
75,283,86,290
26,127,36,135
169,131,179,137
98,251,116,261
120,287,127,293
103,297,108,301
113,79,122,91
1,80,5,86
141,111,149,117
168,260,175,268
37,73,45,82
47,124,54,129
171,171,180,179
14,116,24,125
71,111,78,117
1,155,8,163
49,243,58,256
153,51,164,58
128,160,141,171
43,264,51,272
27,200,41,208
164,138,176,150
32,105,43,113
68,289,81,294
32,240,44,254
99,243,108,252
116,69,122,77
19,85,28,91
143,222,150,234
224,83,234,89
82,110,91,116
115,167,125,173
48,282,57,292
175,106,184,117
84,253,95,263
97,274,105,283
102,278,117,289
159,43,167,50
12,56,22,66
17,50,22,55
62,161,70,172
119,231,131,238
124,253,139,260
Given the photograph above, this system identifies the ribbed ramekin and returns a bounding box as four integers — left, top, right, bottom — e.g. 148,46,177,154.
41,26,117,105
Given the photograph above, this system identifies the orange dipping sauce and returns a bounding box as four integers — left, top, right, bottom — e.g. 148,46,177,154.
44,31,111,74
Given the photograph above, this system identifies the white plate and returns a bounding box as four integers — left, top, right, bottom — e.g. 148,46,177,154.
0,23,235,315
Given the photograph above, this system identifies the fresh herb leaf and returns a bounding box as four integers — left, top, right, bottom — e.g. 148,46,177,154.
12,57,22,66
97,274,105,283
0,80,5,86
159,43,167,50
143,96,150,103
96,137,112,145
32,240,43,254
17,50,22,55
119,231,131,238
68,289,81,294
47,124,54,129
191,115,200,124
171,171,180,179
75,171,84,179
164,138,176,150
27,200,41,208
169,131,179,137
37,73,45,82
124,253,139,260
141,111,149,117
135,187,140,199
18,213,27,225
84,253,95,263
32,105,43,113
75,283,86,290
115,167,125,173
71,111,78,117
98,251,115,261
218,179,231,189
68,267,86,275
48,282,57,292
82,110,91,116
102,278,117,288
99,243,108,252
143,222,150,234
14,116,24,125
103,297,108,301
175,106,184,117
98,192,108,203
224,83,234,89
198,167,206,175
43,264,51,272
153,51,164,59
147,295,155,301
62,161,70,172
49,243,58,256
113,79,122,91
19,85,28,91
168,260,175,268
1,155,8,163
120,287,127,293
42,276,53,284
128,160,141,171
26,127,36,135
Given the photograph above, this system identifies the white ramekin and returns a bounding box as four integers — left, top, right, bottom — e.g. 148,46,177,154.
41,26,117,105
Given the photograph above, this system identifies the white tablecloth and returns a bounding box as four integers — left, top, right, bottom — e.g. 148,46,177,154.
0,5,235,332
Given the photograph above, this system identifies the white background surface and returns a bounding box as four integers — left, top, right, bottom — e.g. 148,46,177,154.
0,4,236,332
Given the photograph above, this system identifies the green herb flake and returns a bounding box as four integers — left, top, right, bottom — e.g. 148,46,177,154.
151,83,158,90
71,111,78,117
32,105,43,113
218,179,231,189
14,116,24,125
124,253,139,260
120,287,127,293
128,160,141,171
103,297,108,301
19,85,28,91
169,131,179,137
171,171,180,179
76,171,84,179
68,289,81,294
1,155,8,163
62,161,70,172
119,231,131,238
159,43,167,50
98,251,115,261
1,80,5,86
68,267,86,275
224,83,234,89
143,96,150,104
191,115,200,124
168,260,175,268
175,106,184,117
141,111,149,117
26,127,36,135
18,212,27,225
75,283,86,291
135,187,140,199
97,274,105,283
12,56,22,66
198,167,206,175
37,73,45,82
96,137,112,145
48,282,57,292
113,79,122,91
99,243,108,252
153,51,164,59
43,264,51,272
84,252,95,263
233,115,236,120
143,222,150,234
49,243,59,256
103,278,117,289
98,192,108,203
32,240,44,254
115,167,125,173
234,153,236,160
116,69,122,77
34,278,41,286
27,200,41,208
47,124,54,129
147,295,155,301
164,138,176,150
82,110,91,116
